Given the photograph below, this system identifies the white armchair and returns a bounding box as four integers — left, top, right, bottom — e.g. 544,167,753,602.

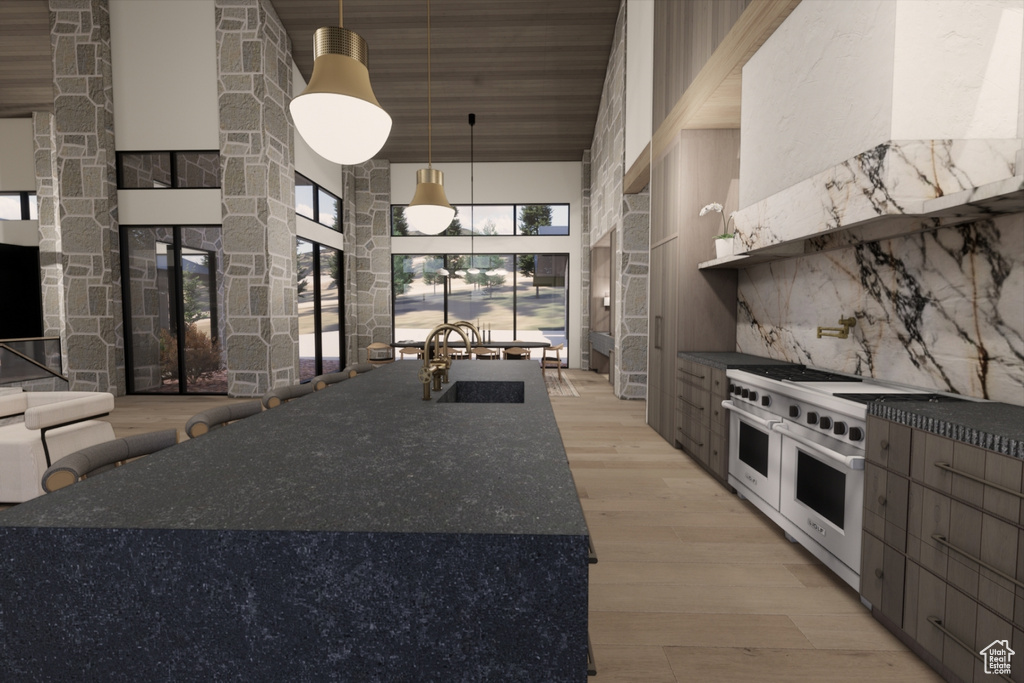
0,390,116,503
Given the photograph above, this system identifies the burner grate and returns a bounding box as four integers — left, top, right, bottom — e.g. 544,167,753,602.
832,393,966,405
739,366,862,383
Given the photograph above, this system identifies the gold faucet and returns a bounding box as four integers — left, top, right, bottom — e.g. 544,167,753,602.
817,316,857,339
420,322,478,400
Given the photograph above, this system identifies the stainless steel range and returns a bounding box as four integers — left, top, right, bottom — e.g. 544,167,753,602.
722,365,965,591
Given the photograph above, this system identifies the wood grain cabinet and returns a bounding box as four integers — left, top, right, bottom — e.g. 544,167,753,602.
674,356,730,488
861,415,1023,683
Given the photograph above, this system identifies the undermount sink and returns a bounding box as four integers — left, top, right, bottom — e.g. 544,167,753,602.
437,381,525,404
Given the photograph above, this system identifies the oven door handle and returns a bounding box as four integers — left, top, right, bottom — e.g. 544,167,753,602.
771,422,865,471
721,400,779,430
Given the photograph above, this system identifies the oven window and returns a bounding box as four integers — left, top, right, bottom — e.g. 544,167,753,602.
738,422,769,477
795,450,846,529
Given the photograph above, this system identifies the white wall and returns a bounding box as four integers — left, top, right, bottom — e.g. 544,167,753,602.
109,0,219,150
118,189,222,225
739,0,897,206
391,161,583,368
0,119,36,190
891,0,1023,140
625,0,654,171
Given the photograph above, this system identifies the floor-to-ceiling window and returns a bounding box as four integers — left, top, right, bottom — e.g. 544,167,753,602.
391,203,570,357
121,225,225,394
297,238,343,381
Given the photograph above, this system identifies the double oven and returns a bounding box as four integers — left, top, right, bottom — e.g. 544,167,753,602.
723,366,961,591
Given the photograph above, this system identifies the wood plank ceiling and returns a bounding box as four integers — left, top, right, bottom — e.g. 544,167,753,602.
0,0,622,164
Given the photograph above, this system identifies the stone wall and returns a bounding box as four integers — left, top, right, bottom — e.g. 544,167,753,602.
351,160,393,361
588,1,649,398
579,150,592,370
48,0,124,394
617,188,649,399
215,0,297,396
32,112,67,368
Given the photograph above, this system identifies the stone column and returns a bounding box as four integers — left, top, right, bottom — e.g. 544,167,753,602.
32,111,67,366
351,160,392,361
580,150,592,371
48,0,124,394
617,188,650,399
215,0,297,396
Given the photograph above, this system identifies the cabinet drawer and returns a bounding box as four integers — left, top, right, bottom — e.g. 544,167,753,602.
709,367,729,401
708,430,728,482
676,421,709,466
676,359,712,393
864,464,907,549
675,385,711,427
866,416,912,475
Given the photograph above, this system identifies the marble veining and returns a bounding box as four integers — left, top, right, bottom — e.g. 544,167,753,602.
733,139,1021,253
737,214,1024,404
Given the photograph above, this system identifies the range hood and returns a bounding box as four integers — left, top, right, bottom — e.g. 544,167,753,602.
730,0,1024,260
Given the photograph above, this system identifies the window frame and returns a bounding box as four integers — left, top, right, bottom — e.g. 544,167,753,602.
295,172,342,233
0,191,37,221
390,203,570,237
390,251,570,355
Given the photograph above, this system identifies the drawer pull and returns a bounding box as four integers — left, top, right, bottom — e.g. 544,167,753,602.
874,568,883,579
927,617,1013,683
679,368,706,380
931,534,1024,589
880,440,889,450
677,395,704,411
934,462,1024,499
877,495,886,506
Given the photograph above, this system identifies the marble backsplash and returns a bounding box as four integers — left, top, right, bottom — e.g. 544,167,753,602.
736,213,1024,404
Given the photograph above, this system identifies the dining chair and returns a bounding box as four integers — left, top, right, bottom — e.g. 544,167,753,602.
366,341,395,366
472,346,499,360
540,343,565,380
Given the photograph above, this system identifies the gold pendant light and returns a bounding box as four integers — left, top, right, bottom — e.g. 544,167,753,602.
405,0,455,235
290,0,392,165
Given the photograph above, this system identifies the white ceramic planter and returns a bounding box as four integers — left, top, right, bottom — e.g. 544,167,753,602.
715,238,734,259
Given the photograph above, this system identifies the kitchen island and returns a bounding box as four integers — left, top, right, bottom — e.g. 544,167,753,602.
0,361,590,681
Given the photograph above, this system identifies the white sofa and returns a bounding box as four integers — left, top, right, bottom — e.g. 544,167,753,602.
0,390,116,503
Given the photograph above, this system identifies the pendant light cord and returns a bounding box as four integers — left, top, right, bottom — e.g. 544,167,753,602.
470,113,475,267
426,0,433,169
338,0,343,26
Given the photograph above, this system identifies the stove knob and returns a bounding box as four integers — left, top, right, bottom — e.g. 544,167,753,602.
741,388,749,398
733,385,742,395
833,421,847,436
819,416,833,430
761,395,771,407
729,383,735,394
789,405,801,418
806,411,818,425
749,391,758,402
848,426,864,442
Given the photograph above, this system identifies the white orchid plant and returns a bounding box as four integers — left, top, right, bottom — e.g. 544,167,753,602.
699,202,736,239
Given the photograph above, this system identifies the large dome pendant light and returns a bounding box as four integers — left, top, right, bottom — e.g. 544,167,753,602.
405,0,455,235
290,0,392,166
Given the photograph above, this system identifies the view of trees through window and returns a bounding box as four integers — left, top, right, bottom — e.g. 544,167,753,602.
391,204,568,236
297,238,343,380
393,253,568,358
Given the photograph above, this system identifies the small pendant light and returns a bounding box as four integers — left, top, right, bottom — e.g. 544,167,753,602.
467,112,480,274
406,0,455,235
290,0,392,165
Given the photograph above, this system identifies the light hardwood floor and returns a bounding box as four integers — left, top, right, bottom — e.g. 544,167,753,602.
552,370,941,682
3,373,943,681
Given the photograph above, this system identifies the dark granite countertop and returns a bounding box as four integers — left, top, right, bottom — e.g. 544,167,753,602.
0,361,588,536
676,351,799,370
589,332,614,355
868,400,1024,459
